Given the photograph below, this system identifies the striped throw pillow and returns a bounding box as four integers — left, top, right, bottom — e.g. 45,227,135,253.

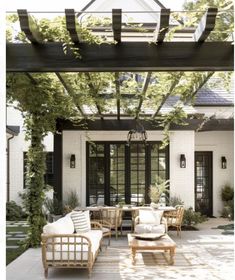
71,211,90,233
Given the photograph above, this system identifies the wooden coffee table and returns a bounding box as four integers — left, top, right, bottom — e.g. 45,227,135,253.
127,233,176,265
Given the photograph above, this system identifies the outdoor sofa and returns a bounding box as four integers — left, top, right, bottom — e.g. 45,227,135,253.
41,211,103,278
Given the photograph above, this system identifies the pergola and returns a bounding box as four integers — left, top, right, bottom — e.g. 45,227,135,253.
6,4,234,201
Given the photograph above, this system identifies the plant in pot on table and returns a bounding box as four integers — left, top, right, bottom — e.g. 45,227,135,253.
149,178,170,209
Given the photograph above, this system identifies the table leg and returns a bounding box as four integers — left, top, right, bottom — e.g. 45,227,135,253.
169,248,175,265
131,248,136,265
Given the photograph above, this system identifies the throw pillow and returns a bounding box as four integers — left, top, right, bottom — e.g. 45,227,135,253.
71,211,90,233
139,210,163,225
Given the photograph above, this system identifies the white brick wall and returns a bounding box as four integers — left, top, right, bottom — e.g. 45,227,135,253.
195,131,234,217
169,131,195,209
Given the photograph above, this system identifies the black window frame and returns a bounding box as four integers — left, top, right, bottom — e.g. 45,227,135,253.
86,141,169,206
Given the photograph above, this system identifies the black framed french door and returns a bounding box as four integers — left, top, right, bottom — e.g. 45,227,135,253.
195,151,213,216
86,142,169,206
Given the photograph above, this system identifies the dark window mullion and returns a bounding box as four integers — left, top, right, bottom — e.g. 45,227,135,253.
105,143,110,205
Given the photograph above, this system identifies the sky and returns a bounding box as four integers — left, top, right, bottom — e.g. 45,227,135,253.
5,0,186,11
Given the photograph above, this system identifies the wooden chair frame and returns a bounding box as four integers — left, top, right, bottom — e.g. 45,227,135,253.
101,208,123,239
164,205,185,237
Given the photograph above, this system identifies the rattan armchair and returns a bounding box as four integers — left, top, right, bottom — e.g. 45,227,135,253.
164,205,185,237
101,208,123,239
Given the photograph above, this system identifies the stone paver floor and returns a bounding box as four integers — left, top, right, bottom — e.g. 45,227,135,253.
6,218,234,280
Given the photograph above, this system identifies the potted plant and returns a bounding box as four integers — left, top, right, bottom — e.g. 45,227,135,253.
44,197,63,222
63,190,80,214
149,179,170,209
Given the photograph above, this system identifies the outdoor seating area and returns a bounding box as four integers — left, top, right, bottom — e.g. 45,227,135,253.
6,218,234,280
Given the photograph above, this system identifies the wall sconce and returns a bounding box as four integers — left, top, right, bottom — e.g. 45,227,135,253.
221,156,227,169
180,154,186,168
70,154,76,168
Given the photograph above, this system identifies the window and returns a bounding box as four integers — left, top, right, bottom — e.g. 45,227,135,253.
87,142,169,206
23,152,54,188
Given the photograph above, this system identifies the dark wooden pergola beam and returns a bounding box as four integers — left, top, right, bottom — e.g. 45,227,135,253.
7,42,233,72
85,73,104,119
154,8,170,43
135,72,152,119
114,72,121,120
65,9,81,44
112,9,122,43
152,77,182,118
55,72,86,117
17,9,43,43
194,8,218,42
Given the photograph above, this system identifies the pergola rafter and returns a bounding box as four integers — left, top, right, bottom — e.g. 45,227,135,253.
152,77,182,118
65,9,81,44
135,72,152,119
17,9,43,43
154,8,170,43
55,72,86,117
85,73,104,119
194,8,218,42
112,9,122,43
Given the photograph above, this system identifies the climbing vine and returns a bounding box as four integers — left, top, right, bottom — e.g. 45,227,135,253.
6,0,233,246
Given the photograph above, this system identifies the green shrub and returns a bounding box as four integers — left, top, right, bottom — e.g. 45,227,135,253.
169,195,184,207
221,185,234,202
183,207,208,226
44,197,63,215
221,199,234,220
6,201,27,221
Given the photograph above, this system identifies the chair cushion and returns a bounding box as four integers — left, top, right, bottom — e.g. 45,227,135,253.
139,210,163,225
70,210,91,233
135,223,166,234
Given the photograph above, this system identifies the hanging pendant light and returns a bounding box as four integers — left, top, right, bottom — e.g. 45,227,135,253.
127,121,147,145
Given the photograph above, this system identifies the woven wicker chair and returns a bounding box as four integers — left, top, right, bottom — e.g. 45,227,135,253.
91,220,112,246
164,205,185,237
101,208,123,239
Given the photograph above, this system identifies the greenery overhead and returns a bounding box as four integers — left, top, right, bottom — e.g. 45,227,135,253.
6,0,234,246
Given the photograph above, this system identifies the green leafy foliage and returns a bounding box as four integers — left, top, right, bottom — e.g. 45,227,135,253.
149,178,170,203
169,195,184,207
183,207,208,226
6,201,27,221
221,185,234,201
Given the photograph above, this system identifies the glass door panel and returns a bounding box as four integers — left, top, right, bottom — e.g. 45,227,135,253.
110,144,125,205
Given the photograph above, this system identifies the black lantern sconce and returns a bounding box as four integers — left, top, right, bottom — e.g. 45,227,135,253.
70,154,76,168
221,156,227,169
180,154,186,168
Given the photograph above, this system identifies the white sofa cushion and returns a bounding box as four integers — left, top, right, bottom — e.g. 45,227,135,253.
139,210,163,225
135,223,166,234
46,230,103,261
71,211,90,233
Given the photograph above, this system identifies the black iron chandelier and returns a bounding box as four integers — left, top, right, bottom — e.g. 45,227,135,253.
127,121,147,145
